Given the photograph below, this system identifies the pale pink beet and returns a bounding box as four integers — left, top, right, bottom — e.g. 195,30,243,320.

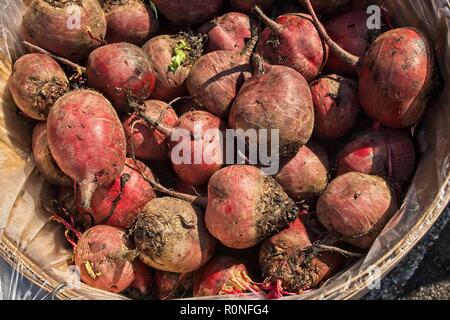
74,225,135,293
47,90,127,210
129,260,154,298
8,53,68,120
337,129,416,183
229,0,275,14
154,271,193,300
310,75,360,140
152,0,224,25
205,165,298,249
87,43,155,112
316,172,398,249
122,100,178,161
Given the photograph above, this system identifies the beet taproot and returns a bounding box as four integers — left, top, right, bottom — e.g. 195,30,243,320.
8,53,68,120
47,89,127,210
205,165,298,249
154,271,193,300
229,0,274,14
134,197,217,273
152,0,223,25
21,0,106,62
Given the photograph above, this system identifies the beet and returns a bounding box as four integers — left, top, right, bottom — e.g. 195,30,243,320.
82,158,156,229
154,271,193,300
57,186,77,216
229,0,275,14
275,143,329,203
303,0,435,128
21,0,106,62
103,0,159,46
259,216,344,294
32,123,72,186
205,165,298,249
8,53,68,120
47,89,127,210
74,225,135,293
187,33,257,117
86,43,155,113
134,197,217,273
122,100,178,161
152,0,223,25
317,172,398,249
198,12,257,53
129,260,154,299
337,129,416,183
310,75,360,140
303,0,351,15
142,33,204,102
193,255,254,297
255,7,328,82
229,58,314,157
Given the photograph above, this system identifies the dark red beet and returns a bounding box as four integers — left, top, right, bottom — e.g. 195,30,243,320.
122,100,178,161
152,0,223,25
337,129,416,183
154,271,193,300
129,260,154,298
255,7,328,82
87,43,155,113
103,0,159,46
174,180,208,197
198,12,257,53
47,90,127,210
310,75,360,140
303,0,351,15
229,0,274,14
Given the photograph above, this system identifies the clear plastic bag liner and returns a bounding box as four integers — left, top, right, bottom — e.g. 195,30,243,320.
0,0,449,300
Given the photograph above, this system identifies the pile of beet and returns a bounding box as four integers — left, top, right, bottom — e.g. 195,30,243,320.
10,0,438,300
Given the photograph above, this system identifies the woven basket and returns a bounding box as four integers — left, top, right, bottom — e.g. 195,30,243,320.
0,0,449,300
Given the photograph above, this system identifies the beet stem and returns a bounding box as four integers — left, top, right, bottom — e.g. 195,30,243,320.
300,0,360,68
313,244,364,258
254,5,283,34
138,110,174,137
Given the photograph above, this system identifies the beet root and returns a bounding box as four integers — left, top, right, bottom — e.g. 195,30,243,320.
129,260,154,299
275,143,329,203
229,0,275,14
122,100,178,161
303,0,351,15
8,53,68,120
103,0,159,46
193,255,254,297
337,129,416,183
317,172,398,249
74,225,135,293
205,165,298,249
133,197,217,273
229,60,314,157
255,8,328,82
154,271,193,300
198,12,257,53
152,0,223,25
47,89,127,210
259,216,345,294
87,43,155,112
21,0,106,62
310,75,360,140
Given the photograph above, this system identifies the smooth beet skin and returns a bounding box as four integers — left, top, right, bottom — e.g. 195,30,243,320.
21,0,106,62
87,43,155,112
47,90,126,210
229,0,275,14
8,53,68,120
152,0,223,25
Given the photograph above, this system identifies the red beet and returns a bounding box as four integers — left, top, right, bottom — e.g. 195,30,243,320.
193,255,254,297
205,165,298,249
317,172,398,249
133,197,217,273
142,34,204,102
82,158,156,229
86,43,155,112
152,0,223,25
198,12,257,53
8,53,68,120
229,0,275,14
74,225,135,293
229,58,314,157
310,75,360,140
275,143,329,203
21,0,106,62
174,181,208,197
303,0,351,15
255,7,328,82
303,0,435,128
154,271,193,300
103,0,159,46
337,129,416,183
47,90,127,210
259,216,345,294
122,100,178,161
129,260,154,298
